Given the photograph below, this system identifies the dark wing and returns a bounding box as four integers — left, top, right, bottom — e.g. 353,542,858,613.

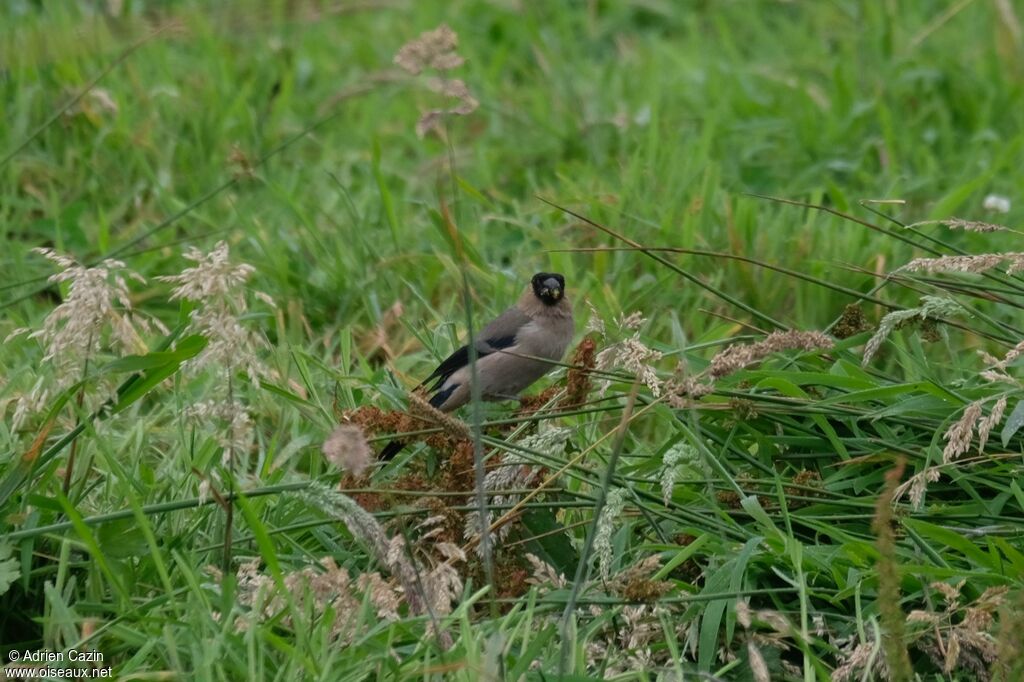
384,308,530,460
420,307,529,391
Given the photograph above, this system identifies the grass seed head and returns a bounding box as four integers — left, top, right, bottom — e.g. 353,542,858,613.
322,424,372,476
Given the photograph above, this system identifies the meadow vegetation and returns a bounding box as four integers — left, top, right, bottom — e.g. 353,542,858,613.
2,1,1024,679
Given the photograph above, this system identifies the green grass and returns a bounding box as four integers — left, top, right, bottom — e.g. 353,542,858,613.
2,0,1024,679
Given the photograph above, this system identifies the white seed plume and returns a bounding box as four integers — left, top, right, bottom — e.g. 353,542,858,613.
660,442,700,504
7,248,158,429
976,395,1007,454
862,296,963,366
942,401,982,463
158,241,272,385
594,487,628,581
464,425,571,550
322,424,372,476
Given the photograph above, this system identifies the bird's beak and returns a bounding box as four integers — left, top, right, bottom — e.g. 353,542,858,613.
542,277,562,299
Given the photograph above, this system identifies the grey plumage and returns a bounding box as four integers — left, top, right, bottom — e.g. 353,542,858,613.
380,272,574,459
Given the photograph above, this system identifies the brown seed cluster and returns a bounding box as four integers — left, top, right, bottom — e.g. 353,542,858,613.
832,303,872,340
563,336,597,408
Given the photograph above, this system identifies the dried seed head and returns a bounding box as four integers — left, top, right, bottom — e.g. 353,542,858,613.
896,466,941,510
909,217,1009,232
158,241,272,384
322,424,373,476
525,553,567,589
26,248,144,365
8,248,156,428
659,442,702,504
394,24,463,75
898,253,1024,275
160,241,254,303
595,335,663,397
584,301,606,337
185,400,254,462
464,425,571,550
595,487,628,581
863,296,961,366
976,395,1007,453
943,401,982,463
709,330,833,379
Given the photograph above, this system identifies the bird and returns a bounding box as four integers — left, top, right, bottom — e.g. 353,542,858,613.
380,272,574,460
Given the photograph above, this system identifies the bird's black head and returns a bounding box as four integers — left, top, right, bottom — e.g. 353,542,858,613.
531,272,566,306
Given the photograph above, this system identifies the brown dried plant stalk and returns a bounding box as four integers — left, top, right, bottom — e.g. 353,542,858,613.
872,457,912,682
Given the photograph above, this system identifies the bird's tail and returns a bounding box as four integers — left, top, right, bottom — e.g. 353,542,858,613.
380,387,454,460
379,439,406,460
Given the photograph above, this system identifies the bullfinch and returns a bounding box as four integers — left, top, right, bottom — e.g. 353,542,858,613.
380,272,574,459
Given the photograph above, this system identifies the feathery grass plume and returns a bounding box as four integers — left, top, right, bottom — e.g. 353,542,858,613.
595,312,663,396
659,441,702,504
735,602,777,682
322,424,372,476
906,582,1007,676
184,400,254,465
464,425,571,550
160,241,273,521
594,487,628,581
872,457,912,682
981,370,1019,386
225,557,399,642
908,217,1010,232
618,311,646,331
943,401,982,463
737,598,806,671
584,604,674,676
422,547,465,618
663,367,714,407
976,395,1007,453
357,571,404,621
14,248,147,361
979,347,1021,386
746,639,771,682
896,466,941,511
707,330,833,380
662,329,833,407
412,514,449,544
303,485,465,638
898,253,1024,275
898,396,1004,509
994,340,1024,370
159,241,272,385
393,24,478,138
832,640,883,682
6,248,159,429
299,483,433,620
415,81,479,138
525,553,567,590
584,300,606,337
862,296,963,366
394,24,463,74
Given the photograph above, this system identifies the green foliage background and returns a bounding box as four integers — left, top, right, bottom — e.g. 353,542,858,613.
2,1,1023,680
